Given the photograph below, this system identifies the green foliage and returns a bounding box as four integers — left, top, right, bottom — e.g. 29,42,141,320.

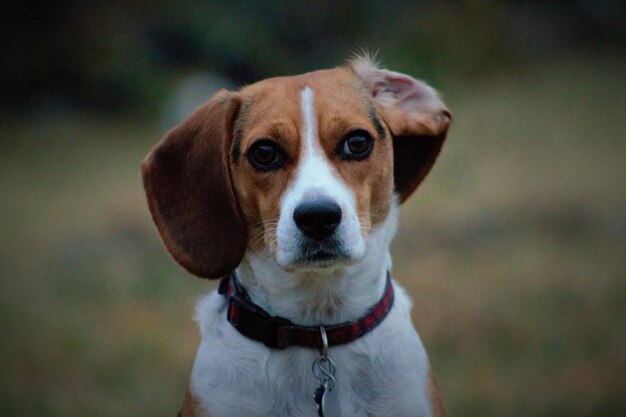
2,1,623,115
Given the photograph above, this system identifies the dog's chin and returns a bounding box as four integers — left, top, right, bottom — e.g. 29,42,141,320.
296,251,353,270
276,243,358,272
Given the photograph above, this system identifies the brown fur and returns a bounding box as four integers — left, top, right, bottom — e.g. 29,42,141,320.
141,90,247,279
179,387,208,417
429,369,447,417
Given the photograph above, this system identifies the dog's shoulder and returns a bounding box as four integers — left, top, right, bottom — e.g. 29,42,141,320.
180,386,209,417
429,369,447,417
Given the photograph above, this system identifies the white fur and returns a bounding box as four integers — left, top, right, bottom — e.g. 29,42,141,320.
191,208,432,416
189,86,434,416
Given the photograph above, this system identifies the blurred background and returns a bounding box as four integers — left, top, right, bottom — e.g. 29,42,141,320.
1,1,625,416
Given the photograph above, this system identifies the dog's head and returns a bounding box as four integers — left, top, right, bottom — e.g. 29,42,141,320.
142,56,450,279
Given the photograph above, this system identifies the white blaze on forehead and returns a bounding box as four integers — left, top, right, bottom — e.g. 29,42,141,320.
301,87,317,155
296,86,340,196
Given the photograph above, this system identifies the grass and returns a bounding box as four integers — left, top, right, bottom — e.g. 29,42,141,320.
1,53,624,416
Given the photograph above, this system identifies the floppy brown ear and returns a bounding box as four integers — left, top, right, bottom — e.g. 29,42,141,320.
141,90,246,279
351,57,451,202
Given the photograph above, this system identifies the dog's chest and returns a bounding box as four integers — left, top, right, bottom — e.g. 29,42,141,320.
190,289,432,417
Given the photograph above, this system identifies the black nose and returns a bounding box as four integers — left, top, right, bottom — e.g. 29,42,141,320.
293,199,342,240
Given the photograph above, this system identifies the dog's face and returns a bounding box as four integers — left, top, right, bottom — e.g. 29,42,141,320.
231,70,395,270
142,57,450,278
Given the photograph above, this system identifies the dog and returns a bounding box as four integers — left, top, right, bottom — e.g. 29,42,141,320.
142,54,451,417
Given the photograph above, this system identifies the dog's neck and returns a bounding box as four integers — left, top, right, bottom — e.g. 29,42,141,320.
236,205,398,326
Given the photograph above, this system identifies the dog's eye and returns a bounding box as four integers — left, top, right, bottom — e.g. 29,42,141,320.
339,131,373,160
248,140,285,171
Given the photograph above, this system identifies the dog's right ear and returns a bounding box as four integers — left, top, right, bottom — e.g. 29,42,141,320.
141,90,247,279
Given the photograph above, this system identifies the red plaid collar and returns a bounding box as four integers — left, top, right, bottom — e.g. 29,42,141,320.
218,272,395,349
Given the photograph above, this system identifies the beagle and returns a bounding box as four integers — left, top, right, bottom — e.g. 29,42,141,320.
142,54,451,417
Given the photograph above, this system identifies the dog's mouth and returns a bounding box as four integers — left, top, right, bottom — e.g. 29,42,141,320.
290,240,352,268
305,249,345,264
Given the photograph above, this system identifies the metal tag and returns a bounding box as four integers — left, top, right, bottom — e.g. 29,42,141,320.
314,384,325,416
314,381,342,417
320,381,342,417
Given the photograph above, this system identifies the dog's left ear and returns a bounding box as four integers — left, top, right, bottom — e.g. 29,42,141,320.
351,57,451,202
